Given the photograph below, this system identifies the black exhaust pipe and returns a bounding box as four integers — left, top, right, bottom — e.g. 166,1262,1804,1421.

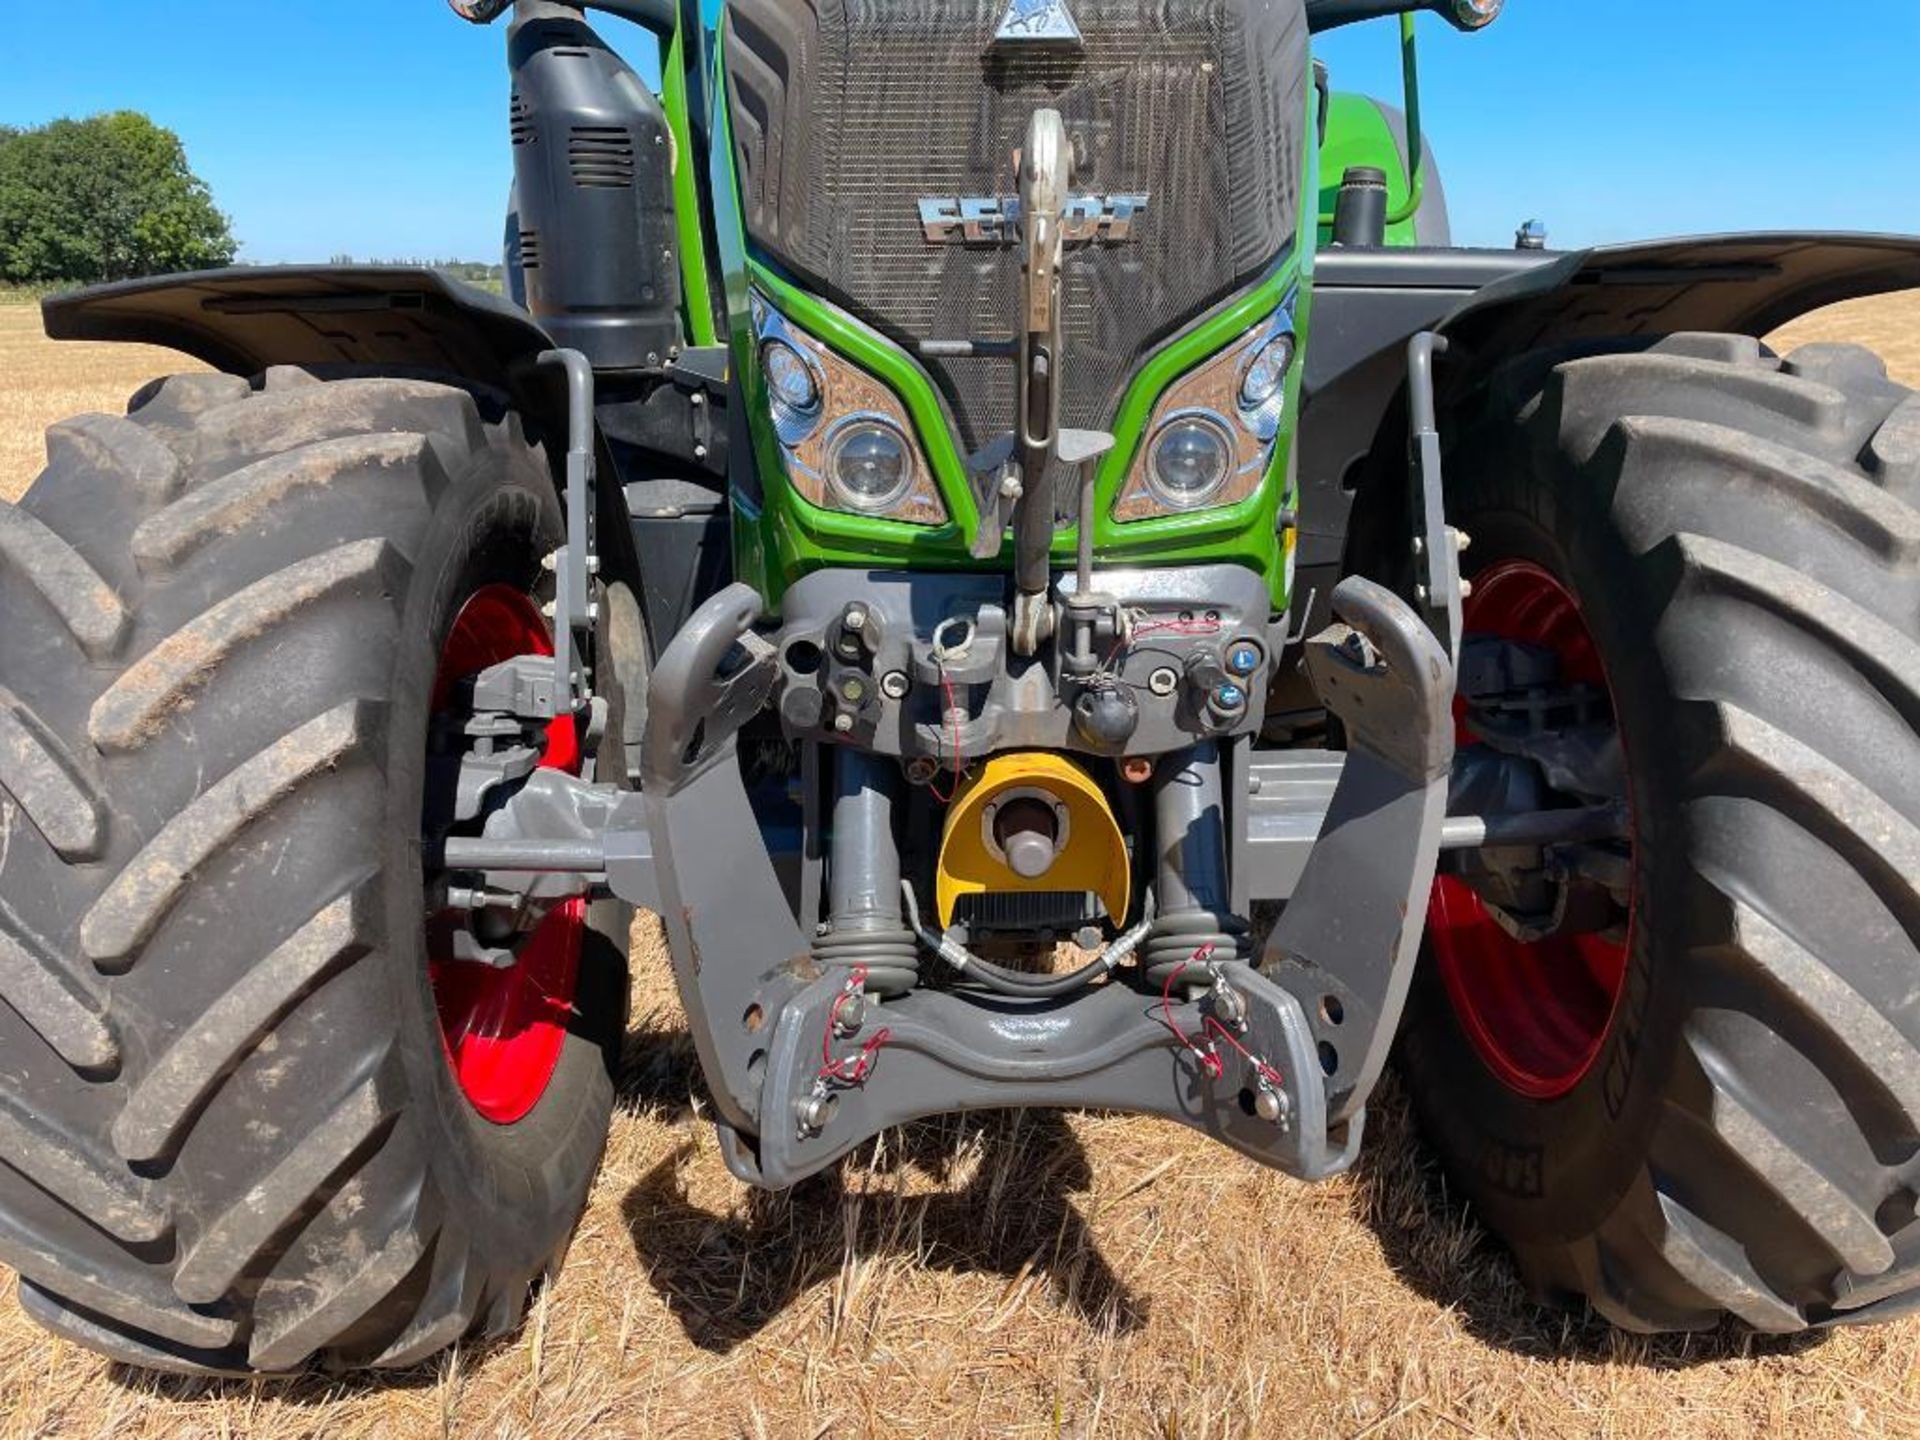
506,1,682,372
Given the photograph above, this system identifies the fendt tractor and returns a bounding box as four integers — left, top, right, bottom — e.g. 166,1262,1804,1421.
2,0,1918,1376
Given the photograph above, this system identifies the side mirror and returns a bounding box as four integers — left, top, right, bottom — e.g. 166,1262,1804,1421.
1306,0,1502,36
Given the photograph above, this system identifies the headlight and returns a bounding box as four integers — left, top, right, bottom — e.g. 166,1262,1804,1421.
1239,331,1295,413
1147,413,1234,511
826,417,915,513
1114,293,1299,522
751,292,948,527
761,338,822,442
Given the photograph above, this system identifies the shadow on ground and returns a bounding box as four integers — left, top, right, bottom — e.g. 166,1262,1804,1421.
619,1102,1147,1352
620,1016,1830,1368
1347,1072,1831,1370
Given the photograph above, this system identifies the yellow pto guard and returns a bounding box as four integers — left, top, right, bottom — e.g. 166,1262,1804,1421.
934,752,1131,929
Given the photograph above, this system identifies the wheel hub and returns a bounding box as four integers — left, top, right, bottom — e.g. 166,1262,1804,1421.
426,585,584,1125
1427,561,1636,1100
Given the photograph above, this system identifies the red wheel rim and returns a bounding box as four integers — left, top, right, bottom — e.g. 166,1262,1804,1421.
428,584,583,1125
1426,561,1635,1100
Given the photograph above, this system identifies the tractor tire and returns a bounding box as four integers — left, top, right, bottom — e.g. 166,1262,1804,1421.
1400,332,1920,1333
0,369,629,1375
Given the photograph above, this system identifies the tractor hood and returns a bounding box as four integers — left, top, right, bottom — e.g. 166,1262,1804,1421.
721,0,1310,455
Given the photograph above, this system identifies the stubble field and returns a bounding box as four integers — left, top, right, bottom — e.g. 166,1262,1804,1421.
1,290,1919,1439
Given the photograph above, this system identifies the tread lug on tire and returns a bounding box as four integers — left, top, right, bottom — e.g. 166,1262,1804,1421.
1402,334,1920,1334
0,370,629,1375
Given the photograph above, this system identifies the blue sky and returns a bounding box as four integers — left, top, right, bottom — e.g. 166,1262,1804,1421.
2,0,1914,261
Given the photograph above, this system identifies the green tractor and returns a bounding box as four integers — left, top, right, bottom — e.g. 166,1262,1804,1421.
4,0,1919,1375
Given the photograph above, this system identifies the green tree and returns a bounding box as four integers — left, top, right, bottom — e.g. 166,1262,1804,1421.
0,112,236,284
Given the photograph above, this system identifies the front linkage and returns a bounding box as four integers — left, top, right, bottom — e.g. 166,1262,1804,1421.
438,321,1466,1188
449,573,1454,1186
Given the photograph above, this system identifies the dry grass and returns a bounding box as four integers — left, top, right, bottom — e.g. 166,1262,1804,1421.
1,295,1919,1439
0,306,208,504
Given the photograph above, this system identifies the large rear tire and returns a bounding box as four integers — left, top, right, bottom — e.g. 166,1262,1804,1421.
1401,333,1920,1332
0,368,628,1374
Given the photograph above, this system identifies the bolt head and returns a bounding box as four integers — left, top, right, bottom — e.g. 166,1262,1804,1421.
1147,668,1178,697
1227,643,1261,677
835,993,868,1034
880,670,911,701
1214,682,1247,712
1254,1085,1288,1125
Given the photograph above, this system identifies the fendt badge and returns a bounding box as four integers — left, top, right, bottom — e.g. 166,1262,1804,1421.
918,194,1150,246
992,0,1084,49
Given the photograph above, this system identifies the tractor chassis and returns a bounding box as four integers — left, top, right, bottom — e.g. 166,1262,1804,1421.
435,335,1625,1188
443,567,1455,1186
425,340,1489,1186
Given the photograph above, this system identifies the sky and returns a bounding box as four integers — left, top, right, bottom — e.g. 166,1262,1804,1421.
2,0,1915,262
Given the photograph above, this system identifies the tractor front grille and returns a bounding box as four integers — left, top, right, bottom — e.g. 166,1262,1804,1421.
725,0,1307,454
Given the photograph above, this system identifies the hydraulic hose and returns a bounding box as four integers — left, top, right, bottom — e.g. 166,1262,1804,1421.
901,881,1156,999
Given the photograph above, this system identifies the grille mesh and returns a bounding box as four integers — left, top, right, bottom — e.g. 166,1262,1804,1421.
726,0,1306,454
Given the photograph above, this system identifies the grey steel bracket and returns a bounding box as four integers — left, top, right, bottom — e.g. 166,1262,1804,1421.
1407,332,1464,664
441,583,810,1138
471,653,565,719
724,957,1355,1191
531,347,600,715
640,581,779,793
965,433,1020,560
1263,576,1455,1129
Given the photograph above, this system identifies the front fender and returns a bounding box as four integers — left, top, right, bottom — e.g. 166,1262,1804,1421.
1436,231,1920,385
1290,231,1920,655
39,265,667,606
41,264,561,415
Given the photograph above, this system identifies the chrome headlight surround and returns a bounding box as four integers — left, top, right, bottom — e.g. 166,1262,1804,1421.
751,292,948,528
1114,291,1300,523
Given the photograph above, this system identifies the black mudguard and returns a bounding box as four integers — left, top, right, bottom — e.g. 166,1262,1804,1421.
1290,231,1920,654
35,265,669,603
41,264,560,412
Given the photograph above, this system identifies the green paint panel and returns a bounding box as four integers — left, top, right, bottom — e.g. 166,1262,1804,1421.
661,16,719,348
1317,92,1425,249
708,21,1322,613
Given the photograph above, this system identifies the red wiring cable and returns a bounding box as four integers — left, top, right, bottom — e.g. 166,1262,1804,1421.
1102,612,1224,674
928,667,965,805
819,966,891,1086
1156,948,1285,1090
